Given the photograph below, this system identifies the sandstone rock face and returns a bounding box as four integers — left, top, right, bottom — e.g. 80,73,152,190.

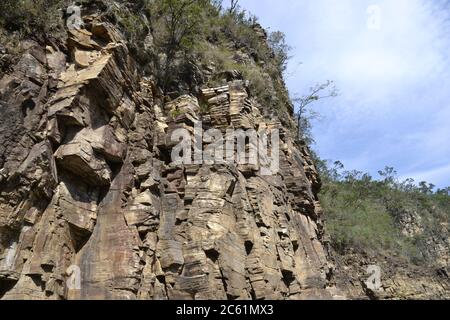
0,14,336,300
332,251,450,300
1,6,449,301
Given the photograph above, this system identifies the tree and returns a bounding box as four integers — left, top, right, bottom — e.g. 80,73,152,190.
378,166,397,186
230,0,239,14
0,0,65,37
418,181,435,195
294,80,338,143
155,0,207,51
149,0,209,89
328,160,344,182
436,187,450,196
268,31,291,73
399,178,416,193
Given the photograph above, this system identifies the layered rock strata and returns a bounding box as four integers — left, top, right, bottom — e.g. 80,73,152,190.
0,15,335,300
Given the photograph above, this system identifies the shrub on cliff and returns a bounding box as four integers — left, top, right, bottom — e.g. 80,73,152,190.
145,0,213,89
268,31,291,73
0,0,67,37
135,0,293,115
319,161,450,265
0,0,295,123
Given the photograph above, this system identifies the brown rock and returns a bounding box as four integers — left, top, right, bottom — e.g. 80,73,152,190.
7,8,438,302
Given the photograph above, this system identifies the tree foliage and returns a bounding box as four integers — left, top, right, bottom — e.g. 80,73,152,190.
268,31,291,73
146,0,211,88
149,0,208,53
0,0,67,37
319,160,450,264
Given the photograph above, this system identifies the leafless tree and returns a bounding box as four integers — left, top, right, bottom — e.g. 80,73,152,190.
230,0,239,13
294,80,338,142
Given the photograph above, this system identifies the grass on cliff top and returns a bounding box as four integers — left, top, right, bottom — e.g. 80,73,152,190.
0,0,69,37
318,161,450,265
110,0,294,120
0,0,294,124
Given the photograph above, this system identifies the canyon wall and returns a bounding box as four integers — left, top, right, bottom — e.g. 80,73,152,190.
0,12,338,300
1,2,448,300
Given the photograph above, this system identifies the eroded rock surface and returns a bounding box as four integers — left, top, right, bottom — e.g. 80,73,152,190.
0,13,338,300
1,4,449,301
332,250,450,300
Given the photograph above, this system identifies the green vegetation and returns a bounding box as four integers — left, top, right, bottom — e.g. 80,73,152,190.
0,0,68,74
144,0,212,89
141,0,292,109
318,160,450,264
2,0,448,272
268,31,291,73
292,62,448,268
0,0,293,119
0,0,67,38
110,0,293,115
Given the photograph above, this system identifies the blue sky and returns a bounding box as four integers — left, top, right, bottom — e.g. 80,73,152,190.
237,0,450,188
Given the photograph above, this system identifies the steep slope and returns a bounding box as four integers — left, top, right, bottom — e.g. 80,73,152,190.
320,175,450,300
0,3,337,300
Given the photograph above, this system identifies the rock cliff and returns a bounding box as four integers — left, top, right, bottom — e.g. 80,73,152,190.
0,6,337,300
1,1,448,301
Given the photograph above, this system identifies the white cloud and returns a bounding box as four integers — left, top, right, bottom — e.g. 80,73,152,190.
401,164,450,187
241,0,450,187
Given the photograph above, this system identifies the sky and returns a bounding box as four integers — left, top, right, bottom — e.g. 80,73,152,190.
236,0,450,188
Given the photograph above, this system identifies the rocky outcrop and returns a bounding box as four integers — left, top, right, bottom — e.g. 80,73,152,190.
329,202,450,299
332,251,450,300
1,2,449,301
0,10,338,300
335,202,450,300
